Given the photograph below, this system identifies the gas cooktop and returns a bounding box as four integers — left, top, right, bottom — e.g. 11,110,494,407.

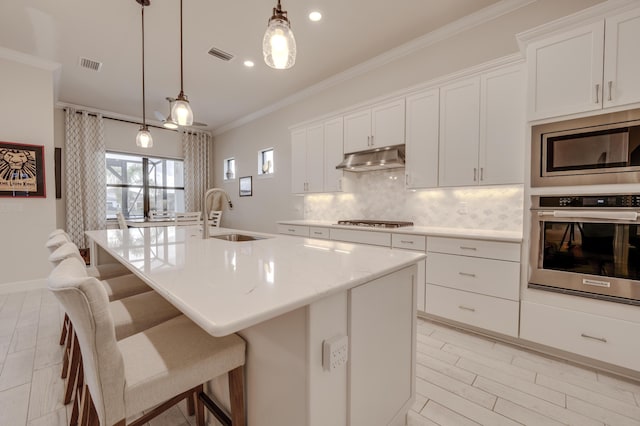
336,220,414,228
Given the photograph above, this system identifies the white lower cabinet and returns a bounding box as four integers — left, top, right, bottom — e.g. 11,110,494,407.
309,226,330,239
329,228,391,247
277,224,310,237
521,301,640,371
425,236,521,336
425,285,519,337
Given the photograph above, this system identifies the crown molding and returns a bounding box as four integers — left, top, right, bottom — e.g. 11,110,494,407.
516,0,638,51
213,0,535,136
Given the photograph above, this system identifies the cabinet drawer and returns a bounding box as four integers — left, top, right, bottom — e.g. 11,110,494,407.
392,234,426,251
428,236,520,262
277,224,310,237
520,301,640,372
426,252,520,301
330,228,391,247
425,285,519,337
309,227,330,239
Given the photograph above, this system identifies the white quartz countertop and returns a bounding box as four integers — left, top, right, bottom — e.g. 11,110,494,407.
277,220,522,243
86,227,425,337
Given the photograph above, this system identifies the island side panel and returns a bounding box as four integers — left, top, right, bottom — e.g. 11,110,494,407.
349,265,417,426
308,291,349,426
207,306,309,426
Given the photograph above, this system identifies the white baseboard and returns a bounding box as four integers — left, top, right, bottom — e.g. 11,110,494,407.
0,278,48,295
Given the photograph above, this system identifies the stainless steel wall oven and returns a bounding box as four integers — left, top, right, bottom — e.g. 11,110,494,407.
531,108,640,187
529,194,640,305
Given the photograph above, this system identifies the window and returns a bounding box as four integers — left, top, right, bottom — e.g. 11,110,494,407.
106,152,185,219
258,148,274,176
224,157,236,181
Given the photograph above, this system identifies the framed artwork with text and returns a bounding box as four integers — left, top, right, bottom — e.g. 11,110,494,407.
0,141,46,197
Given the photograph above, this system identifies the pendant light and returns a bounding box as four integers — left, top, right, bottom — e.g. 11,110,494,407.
171,0,194,126
263,0,296,70
135,0,153,148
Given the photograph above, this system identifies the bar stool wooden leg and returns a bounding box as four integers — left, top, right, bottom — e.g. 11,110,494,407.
229,366,246,426
61,323,73,379
60,313,70,345
187,390,195,416
194,385,205,426
64,334,81,404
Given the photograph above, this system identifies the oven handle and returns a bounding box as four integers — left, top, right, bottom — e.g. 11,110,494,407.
538,210,638,221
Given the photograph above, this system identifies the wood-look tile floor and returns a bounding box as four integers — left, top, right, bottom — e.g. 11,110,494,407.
2,289,640,425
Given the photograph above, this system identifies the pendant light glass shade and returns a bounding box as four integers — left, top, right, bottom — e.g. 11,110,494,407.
263,0,296,70
136,126,153,148
171,94,193,126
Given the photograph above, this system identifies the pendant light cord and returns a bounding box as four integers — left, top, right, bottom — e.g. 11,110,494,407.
141,3,147,126
179,0,184,95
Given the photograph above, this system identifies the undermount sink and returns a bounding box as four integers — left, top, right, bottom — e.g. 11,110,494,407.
210,233,268,242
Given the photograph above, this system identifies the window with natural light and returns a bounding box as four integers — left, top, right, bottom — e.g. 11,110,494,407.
224,157,236,181
106,152,185,219
258,148,274,175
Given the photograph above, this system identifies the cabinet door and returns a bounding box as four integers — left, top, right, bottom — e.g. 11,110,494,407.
603,8,640,108
405,89,439,189
306,124,325,193
438,77,480,187
344,108,371,154
371,98,405,148
479,65,525,185
291,128,307,193
323,117,344,192
527,21,605,120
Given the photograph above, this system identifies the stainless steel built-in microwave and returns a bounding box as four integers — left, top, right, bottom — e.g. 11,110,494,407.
531,108,640,187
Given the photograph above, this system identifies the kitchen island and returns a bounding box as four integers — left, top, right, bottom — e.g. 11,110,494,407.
86,226,425,426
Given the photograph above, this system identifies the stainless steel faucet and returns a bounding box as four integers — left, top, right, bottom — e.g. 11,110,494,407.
203,188,233,239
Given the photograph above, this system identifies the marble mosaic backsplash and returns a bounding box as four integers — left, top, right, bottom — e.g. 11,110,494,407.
304,169,524,232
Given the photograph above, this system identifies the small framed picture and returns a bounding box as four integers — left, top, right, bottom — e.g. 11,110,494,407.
0,141,46,197
239,176,252,197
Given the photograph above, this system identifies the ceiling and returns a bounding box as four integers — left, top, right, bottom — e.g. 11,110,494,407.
0,0,505,132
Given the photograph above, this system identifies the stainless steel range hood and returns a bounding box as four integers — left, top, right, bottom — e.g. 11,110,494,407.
336,144,405,172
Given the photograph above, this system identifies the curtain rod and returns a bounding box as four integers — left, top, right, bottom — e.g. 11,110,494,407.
63,107,211,136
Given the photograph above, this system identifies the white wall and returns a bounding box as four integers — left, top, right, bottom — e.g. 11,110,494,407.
212,0,603,234
0,52,57,288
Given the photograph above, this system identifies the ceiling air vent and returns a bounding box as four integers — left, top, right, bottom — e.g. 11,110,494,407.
208,47,234,61
78,57,103,72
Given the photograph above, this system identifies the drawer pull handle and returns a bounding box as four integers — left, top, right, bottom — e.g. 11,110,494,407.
313,232,322,235
580,333,607,343
288,229,295,232
458,305,476,312
459,272,476,278
460,246,477,251
400,240,414,244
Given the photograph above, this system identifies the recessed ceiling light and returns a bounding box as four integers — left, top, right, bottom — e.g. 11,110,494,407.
244,60,255,68
309,11,322,22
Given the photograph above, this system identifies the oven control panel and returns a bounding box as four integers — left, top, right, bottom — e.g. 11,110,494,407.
539,194,640,208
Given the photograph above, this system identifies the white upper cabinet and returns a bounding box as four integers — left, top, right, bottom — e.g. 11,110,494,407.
291,118,344,194
528,7,640,120
344,98,405,153
527,22,604,120
479,65,525,185
439,64,525,187
323,117,344,192
405,89,439,189
603,7,640,109
290,124,324,194
438,77,481,187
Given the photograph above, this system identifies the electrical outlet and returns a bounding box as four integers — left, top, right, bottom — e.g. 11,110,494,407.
322,335,348,371
457,202,468,215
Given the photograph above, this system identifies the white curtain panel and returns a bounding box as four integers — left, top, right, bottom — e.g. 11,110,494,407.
182,130,212,212
64,109,106,248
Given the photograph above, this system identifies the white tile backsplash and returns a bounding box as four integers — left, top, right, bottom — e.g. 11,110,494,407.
304,170,523,231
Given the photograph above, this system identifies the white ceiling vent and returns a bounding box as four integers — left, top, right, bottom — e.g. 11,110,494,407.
78,57,103,71
208,47,234,61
